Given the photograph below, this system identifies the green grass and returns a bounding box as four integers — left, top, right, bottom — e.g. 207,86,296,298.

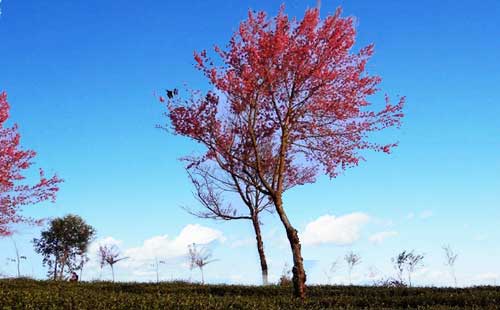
1,279,500,309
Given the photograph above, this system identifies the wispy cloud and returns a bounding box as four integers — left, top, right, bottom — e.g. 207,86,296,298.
419,210,434,219
369,231,399,245
229,238,254,249
475,272,499,284
473,233,488,241
406,210,434,220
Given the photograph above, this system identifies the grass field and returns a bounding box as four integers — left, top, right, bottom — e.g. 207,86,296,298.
1,279,500,309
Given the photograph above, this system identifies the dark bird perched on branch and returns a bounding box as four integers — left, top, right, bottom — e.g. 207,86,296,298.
166,88,178,99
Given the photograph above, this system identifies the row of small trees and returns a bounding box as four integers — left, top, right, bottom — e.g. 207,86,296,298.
321,247,459,287
1,212,458,287
7,213,212,283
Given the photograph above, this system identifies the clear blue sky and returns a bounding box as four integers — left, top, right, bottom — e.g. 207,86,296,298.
0,0,499,286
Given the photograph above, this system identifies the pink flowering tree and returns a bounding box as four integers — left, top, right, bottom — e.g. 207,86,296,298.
0,92,62,236
164,6,404,298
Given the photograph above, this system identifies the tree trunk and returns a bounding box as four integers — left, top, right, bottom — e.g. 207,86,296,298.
58,250,68,280
12,239,20,278
59,261,65,280
200,267,204,284
59,259,66,280
53,256,58,281
111,265,115,282
274,195,306,299
251,213,269,285
156,264,160,283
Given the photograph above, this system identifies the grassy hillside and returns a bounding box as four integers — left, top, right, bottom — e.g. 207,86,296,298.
1,279,499,309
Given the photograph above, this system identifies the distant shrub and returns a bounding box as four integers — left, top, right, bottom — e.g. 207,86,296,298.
375,277,407,288
278,263,292,286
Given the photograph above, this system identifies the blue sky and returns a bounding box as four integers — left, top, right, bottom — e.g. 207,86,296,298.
0,0,499,286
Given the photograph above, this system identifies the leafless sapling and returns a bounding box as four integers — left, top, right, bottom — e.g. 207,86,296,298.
188,243,217,284
183,163,273,285
443,245,458,287
345,251,362,285
392,250,424,287
8,237,26,278
98,244,128,282
323,258,340,285
151,257,166,283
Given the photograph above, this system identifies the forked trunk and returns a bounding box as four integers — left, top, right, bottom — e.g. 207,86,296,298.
274,195,306,299
251,213,269,285
58,250,69,280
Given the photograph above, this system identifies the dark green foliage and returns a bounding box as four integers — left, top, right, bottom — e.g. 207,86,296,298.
1,279,500,309
33,214,95,280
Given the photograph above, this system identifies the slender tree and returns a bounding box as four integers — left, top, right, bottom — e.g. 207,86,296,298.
77,252,90,281
323,258,340,285
33,214,95,280
392,250,424,287
165,6,404,298
98,244,128,282
182,161,273,285
345,251,361,285
443,245,458,287
392,251,408,284
151,257,166,283
188,243,216,284
405,251,424,287
8,237,26,278
0,92,62,237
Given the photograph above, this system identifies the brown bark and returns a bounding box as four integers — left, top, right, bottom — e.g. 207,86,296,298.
251,213,269,285
274,195,306,299
53,257,58,281
272,126,307,298
58,250,68,280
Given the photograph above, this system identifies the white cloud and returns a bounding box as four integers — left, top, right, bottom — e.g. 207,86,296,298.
81,224,224,281
124,224,224,265
301,213,370,246
369,231,398,244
